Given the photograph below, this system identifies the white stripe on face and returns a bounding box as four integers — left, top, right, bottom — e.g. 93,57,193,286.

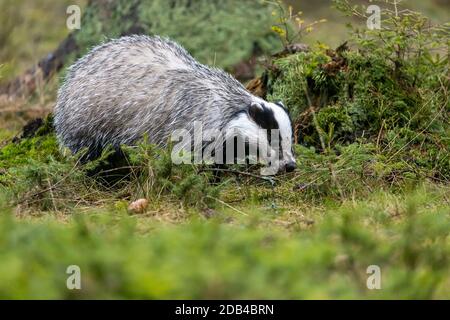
267,101,296,165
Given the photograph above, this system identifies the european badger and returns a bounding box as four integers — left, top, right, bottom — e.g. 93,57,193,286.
54,35,296,173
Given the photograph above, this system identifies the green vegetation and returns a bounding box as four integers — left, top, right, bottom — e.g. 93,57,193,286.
1,0,280,84
267,0,449,185
0,1,449,299
74,0,281,71
0,184,449,299
0,0,85,81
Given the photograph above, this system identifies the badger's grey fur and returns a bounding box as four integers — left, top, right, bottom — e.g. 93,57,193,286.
54,35,296,172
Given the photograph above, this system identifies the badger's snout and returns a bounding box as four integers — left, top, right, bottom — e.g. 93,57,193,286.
284,161,296,172
263,158,296,175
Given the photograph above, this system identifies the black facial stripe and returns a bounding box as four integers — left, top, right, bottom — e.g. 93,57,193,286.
248,102,290,161
251,103,279,131
252,104,279,156
275,101,286,110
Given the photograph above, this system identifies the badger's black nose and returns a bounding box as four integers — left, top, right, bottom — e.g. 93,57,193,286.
285,161,296,172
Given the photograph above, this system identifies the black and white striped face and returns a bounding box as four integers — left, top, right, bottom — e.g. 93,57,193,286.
225,98,296,174
253,100,297,173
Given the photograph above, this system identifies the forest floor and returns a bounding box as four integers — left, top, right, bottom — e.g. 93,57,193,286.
0,89,448,298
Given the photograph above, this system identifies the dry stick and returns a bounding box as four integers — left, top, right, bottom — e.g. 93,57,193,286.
393,0,399,18
376,119,386,149
47,176,57,212
206,195,248,216
293,175,325,192
91,165,139,175
199,167,277,183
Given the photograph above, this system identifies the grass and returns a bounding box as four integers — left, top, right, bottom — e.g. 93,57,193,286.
0,129,448,299
0,183,448,299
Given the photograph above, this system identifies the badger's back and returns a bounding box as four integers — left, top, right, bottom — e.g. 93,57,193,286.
54,35,251,158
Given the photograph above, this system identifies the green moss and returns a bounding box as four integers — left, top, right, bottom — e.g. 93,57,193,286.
265,9,449,181
0,127,222,211
74,0,281,71
0,133,59,170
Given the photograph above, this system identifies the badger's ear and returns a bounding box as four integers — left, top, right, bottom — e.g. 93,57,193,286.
248,102,264,121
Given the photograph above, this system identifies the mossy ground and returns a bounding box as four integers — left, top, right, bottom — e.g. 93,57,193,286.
0,183,448,299
0,119,448,299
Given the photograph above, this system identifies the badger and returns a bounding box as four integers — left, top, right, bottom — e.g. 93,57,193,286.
54,35,296,174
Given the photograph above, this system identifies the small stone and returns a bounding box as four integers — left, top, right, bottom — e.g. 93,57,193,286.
128,198,148,214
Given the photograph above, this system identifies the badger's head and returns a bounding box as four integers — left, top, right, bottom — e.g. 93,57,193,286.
224,98,297,175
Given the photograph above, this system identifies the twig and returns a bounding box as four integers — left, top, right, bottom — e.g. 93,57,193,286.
199,167,278,183
206,196,248,216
